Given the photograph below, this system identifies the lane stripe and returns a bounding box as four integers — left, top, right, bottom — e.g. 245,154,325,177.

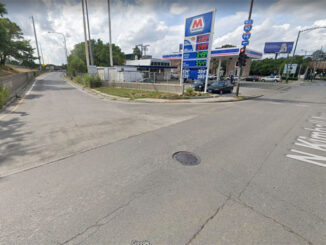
0,80,36,120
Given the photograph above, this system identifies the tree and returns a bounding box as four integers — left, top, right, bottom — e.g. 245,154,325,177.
0,16,36,66
312,50,325,61
68,39,125,74
0,2,7,17
133,46,142,59
216,44,236,49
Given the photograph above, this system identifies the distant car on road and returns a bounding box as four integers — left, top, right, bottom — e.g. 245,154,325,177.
245,76,259,81
261,75,282,82
207,81,234,94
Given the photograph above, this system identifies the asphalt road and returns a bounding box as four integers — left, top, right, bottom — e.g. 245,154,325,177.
0,72,325,245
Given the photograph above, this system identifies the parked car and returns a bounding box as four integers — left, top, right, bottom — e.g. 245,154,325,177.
245,76,259,81
207,81,234,94
190,80,211,91
261,75,282,82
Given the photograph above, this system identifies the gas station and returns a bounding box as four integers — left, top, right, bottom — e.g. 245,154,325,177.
162,46,262,78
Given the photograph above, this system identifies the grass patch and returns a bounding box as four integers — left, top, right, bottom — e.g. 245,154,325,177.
96,87,179,100
0,86,9,109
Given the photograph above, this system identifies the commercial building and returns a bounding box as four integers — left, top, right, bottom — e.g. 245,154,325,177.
162,47,262,78
125,58,176,80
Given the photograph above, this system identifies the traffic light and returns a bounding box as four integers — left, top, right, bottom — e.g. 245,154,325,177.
238,47,248,67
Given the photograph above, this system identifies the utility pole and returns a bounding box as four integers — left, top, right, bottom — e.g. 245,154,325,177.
235,0,254,96
107,0,113,66
31,16,42,71
85,0,94,66
81,0,90,71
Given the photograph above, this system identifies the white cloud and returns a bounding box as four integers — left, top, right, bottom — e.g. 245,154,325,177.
3,0,326,65
170,3,188,15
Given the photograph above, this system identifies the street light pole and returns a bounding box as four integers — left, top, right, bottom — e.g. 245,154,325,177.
48,31,69,73
286,26,326,83
107,0,113,66
31,16,42,71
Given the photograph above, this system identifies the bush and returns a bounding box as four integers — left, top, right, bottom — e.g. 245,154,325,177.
281,76,298,81
0,86,9,109
75,74,102,88
185,87,195,96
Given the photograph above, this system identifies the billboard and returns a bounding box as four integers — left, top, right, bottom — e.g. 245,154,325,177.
181,9,216,92
264,42,294,54
283,64,298,75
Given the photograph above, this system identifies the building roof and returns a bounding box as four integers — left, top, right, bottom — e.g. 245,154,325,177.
162,47,263,60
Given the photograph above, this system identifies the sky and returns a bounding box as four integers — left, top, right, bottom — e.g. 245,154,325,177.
2,0,326,65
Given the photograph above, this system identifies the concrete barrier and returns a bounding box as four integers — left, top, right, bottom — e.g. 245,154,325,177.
109,82,183,95
0,72,35,99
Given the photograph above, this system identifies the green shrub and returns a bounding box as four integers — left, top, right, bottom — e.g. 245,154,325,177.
281,76,298,81
0,86,9,109
75,75,83,84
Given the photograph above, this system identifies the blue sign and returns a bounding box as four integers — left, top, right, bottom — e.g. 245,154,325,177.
183,60,207,68
244,24,252,32
185,11,213,37
183,51,208,60
183,68,207,80
244,19,253,25
184,45,194,52
264,42,294,53
242,33,251,40
242,40,249,46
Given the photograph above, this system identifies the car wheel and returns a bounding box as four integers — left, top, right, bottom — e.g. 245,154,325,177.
274,80,278,82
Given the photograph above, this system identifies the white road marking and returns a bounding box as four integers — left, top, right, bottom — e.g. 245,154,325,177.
287,149,326,168
26,80,36,95
287,114,326,168
0,80,37,120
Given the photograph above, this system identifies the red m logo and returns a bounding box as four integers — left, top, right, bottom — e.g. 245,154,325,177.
190,17,204,33
192,18,203,29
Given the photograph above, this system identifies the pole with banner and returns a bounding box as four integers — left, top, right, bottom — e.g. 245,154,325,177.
180,9,216,94
236,0,254,97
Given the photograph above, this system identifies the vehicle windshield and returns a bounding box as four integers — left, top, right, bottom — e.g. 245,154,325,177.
212,81,225,86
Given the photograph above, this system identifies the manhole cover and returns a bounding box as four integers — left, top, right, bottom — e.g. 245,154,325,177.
172,151,200,166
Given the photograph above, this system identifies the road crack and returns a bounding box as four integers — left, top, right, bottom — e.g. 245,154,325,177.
59,191,146,245
234,199,313,245
185,196,231,245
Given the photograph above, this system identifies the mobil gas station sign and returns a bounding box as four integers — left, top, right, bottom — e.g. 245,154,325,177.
181,10,216,91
